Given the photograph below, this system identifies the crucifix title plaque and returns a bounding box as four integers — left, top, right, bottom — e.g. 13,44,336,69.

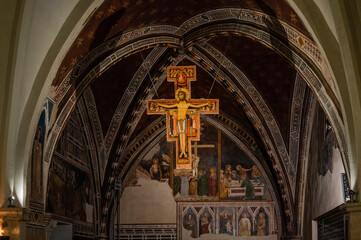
147,66,219,169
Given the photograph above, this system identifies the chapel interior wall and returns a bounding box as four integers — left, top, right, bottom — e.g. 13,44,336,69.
302,103,345,239
288,0,361,198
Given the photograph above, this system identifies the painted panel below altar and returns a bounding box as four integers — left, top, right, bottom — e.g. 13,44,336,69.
178,202,277,240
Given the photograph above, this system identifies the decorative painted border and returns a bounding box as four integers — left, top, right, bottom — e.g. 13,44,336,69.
177,9,322,69
82,88,105,179
289,73,306,194
295,92,317,235
76,98,101,231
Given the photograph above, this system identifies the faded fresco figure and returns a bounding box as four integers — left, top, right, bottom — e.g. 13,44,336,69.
231,170,241,181
200,212,211,235
251,165,263,185
239,212,251,236
224,164,232,182
184,214,197,238
257,212,267,236
220,211,232,235
226,219,233,234
31,126,43,203
197,170,209,196
150,158,162,181
236,164,252,180
219,170,229,199
208,167,217,197
192,155,200,177
189,178,198,196
241,179,255,199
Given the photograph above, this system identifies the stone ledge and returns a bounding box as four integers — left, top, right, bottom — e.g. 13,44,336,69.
0,208,26,221
339,202,361,213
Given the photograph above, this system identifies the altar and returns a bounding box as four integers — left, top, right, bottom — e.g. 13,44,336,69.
227,180,265,198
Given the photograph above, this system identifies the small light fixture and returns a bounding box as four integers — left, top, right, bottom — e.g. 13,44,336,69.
7,196,15,207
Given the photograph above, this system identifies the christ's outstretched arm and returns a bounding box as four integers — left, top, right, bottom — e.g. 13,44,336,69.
188,102,211,108
156,103,178,109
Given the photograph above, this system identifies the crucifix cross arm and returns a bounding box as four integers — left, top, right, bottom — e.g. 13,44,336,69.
188,102,210,108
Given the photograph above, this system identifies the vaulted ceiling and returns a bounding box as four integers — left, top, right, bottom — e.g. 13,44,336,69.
44,0,341,236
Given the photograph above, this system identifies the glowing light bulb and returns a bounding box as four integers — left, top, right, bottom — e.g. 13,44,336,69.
0,227,4,236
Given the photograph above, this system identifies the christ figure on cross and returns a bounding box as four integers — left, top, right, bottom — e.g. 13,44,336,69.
147,65,219,169
155,88,209,158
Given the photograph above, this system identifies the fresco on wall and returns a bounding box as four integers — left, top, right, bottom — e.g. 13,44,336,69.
254,208,269,236
30,110,46,204
129,120,271,203
46,111,94,222
54,111,89,166
220,133,269,201
183,208,198,238
218,207,235,235
47,155,93,222
128,137,172,185
178,202,276,239
119,120,278,238
173,121,218,201
238,209,252,236
199,207,214,235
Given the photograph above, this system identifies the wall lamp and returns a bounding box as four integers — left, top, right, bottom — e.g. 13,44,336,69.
7,196,15,207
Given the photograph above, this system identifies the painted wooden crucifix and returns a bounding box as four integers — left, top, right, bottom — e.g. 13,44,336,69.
147,66,219,169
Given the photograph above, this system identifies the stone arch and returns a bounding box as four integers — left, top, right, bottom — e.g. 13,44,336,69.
38,7,349,236
11,0,101,207
287,0,361,191
45,10,348,187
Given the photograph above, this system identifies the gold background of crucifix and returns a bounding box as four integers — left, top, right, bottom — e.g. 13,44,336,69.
147,66,219,169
